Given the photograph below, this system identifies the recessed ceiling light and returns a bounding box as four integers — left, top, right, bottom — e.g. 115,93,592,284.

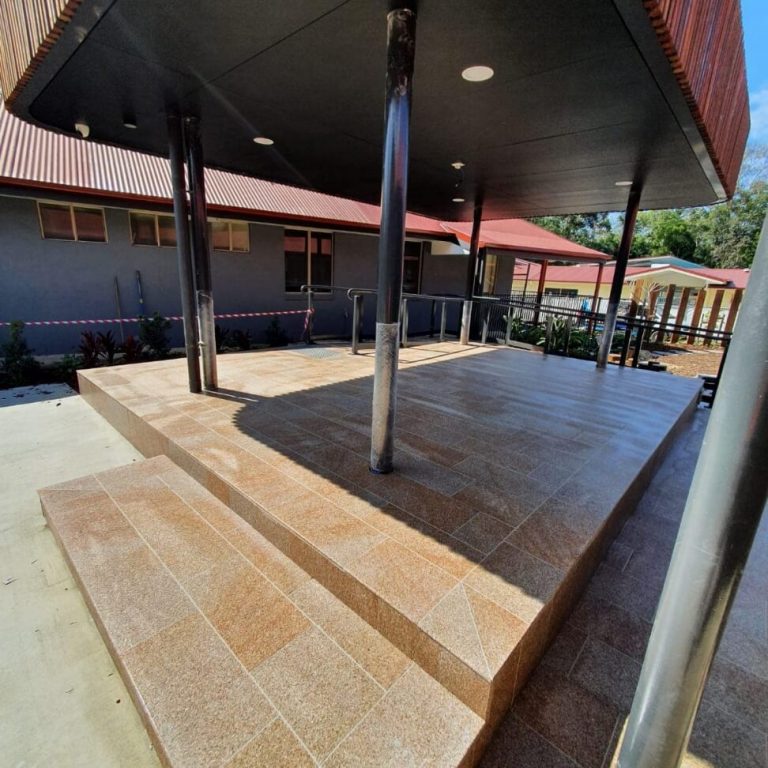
253,136,274,146
452,197,465,203
74,121,90,139
615,180,633,187
123,120,137,130
461,65,494,82
451,161,465,169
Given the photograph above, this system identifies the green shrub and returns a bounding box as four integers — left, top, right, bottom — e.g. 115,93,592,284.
138,313,171,358
265,316,289,347
231,329,253,351
1,321,40,387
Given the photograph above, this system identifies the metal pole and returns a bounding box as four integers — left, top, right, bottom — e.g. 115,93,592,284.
588,261,605,334
618,214,768,768
401,298,409,348
532,259,548,325
167,114,201,394
459,198,483,345
596,182,642,368
351,294,362,354
370,7,416,474
184,116,218,391
439,300,447,342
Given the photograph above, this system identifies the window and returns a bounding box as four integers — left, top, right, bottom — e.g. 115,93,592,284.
211,220,249,252
284,229,333,292
403,241,423,294
544,288,578,297
129,212,177,247
481,253,498,295
38,202,106,242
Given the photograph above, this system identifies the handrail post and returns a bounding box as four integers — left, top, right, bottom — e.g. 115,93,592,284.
305,288,314,344
505,311,513,346
544,316,553,354
481,303,490,345
632,323,646,368
401,298,409,348
351,293,362,354
439,300,447,342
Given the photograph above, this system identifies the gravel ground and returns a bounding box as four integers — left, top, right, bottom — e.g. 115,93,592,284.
651,346,724,378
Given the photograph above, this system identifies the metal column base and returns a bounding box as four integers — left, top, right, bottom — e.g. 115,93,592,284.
197,290,218,390
459,300,473,345
370,322,400,474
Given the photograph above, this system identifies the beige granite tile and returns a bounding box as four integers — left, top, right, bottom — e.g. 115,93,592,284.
325,663,483,768
273,489,386,566
223,718,315,767
68,537,195,653
225,523,312,595
357,502,483,579
464,542,563,624
347,539,458,623
291,580,410,689
419,584,491,678
187,556,310,671
252,625,383,761
454,512,514,555
123,614,275,768
110,482,234,585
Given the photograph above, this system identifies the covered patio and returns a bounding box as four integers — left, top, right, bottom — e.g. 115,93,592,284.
1,1,761,766
57,340,698,765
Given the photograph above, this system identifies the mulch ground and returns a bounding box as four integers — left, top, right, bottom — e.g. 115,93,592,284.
650,346,724,378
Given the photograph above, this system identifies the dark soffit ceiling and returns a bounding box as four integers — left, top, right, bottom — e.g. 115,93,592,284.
17,0,722,220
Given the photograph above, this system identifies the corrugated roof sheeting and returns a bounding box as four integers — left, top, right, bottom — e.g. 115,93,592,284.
0,106,443,231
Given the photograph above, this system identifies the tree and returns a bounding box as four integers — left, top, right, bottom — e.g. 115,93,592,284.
530,213,617,255
529,143,768,267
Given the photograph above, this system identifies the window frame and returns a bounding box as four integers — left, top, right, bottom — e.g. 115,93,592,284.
284,227,334,293
37,200,108,243
402,240,424,295
210,218,250,253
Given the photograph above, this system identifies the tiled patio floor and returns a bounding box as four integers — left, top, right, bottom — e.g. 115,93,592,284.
480,409,768,768
77,341,700,736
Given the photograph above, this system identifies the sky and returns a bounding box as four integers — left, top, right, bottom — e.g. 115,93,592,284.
743,0,768,143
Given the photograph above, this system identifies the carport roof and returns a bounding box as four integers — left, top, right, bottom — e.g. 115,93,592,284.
0,0,749,220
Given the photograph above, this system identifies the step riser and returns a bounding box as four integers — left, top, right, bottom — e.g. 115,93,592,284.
79,372,697,726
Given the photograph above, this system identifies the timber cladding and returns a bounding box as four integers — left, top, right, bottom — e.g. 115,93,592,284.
645,0,750,199
0,0,81,109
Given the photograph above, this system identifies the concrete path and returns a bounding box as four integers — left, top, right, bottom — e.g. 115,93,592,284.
0,384,159,768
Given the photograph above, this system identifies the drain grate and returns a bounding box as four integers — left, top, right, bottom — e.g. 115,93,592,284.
286,345,346,360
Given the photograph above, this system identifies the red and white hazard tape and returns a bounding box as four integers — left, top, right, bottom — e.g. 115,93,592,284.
0,308,313,328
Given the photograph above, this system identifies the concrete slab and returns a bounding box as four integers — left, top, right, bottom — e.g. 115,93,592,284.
0,384,159,768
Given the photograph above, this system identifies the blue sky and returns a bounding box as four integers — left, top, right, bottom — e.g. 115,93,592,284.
743,0,768,143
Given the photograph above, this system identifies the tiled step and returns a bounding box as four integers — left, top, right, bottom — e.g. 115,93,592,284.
40,455,486,768
77,350,701,729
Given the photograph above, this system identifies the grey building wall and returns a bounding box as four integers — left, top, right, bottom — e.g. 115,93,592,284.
0,194,473,355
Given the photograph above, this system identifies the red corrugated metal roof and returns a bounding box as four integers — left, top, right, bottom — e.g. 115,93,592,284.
0,106,607,260
522,262,750,289
442,219,608,262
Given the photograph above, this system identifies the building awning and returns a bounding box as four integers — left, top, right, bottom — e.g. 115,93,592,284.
0,1,749,219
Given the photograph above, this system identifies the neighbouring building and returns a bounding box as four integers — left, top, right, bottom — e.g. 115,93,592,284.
0,108,606,355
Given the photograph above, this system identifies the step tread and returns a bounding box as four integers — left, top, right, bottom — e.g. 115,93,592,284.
40,455,484,768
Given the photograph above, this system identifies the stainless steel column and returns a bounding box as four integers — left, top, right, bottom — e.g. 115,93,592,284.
167,114,201,393
184,116,218,390
459,198,483,345
370,7,416,474
596,182,642,368
618,214,768,768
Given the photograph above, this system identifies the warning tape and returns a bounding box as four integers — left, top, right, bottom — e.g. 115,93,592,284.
0,308,314,328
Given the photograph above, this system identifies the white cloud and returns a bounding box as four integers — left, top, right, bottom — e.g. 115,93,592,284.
749,86,768,143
